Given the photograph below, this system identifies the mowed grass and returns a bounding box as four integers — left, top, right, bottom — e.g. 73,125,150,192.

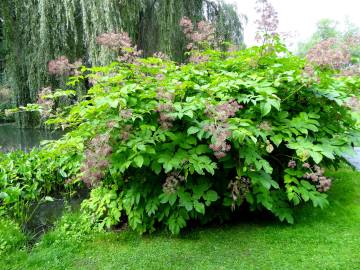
1,167,360,270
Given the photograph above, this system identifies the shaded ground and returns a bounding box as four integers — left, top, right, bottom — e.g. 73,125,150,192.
1,168,360,270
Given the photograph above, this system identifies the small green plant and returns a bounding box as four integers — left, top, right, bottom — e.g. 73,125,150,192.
39,210,92,247
0,219,27,255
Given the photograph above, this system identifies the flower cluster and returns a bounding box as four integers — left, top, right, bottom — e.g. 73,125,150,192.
206,99,243,121
107,120,132,141
80,134,112,187
254,0,279,42
155,88,175,129
96,32,132,50
192,21,215,44
306,38,351,69
288,160,297,168
106,120,117,129
157,106,175,129
303,165,332,192
179,17,193,38
303,64,315,77
258,121,272,131
228,176,250,210
302,64,321,82
204,100,242,159
96,32,142,63
265,140,274,153
163,171,185,194
37,87,54,118
156,88,174,101
302,162,311,169
120,109,133,120
207,125,232,159
339,64,360,77
48,56,82,76
120,125,132,141
179,16,215,62
344,34,360,47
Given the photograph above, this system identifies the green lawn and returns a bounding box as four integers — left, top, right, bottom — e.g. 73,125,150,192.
1,168,360,270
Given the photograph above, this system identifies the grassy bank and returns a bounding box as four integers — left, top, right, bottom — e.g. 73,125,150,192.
1,167,359,270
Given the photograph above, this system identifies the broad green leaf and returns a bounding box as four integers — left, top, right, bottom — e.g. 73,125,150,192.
260,102,271,116
310,151,323,164
133,155,144,168
203,190,219,204
193,201,205,214
179,192,193,211
187,126,200,135
271,134,283,147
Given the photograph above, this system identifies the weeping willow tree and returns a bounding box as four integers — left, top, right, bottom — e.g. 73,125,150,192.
1,0,244,127
0,11,5,84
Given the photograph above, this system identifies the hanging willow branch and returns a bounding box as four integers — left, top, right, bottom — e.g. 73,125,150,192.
1,0,244,127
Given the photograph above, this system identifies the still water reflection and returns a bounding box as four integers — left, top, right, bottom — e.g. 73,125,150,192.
0,124,62,152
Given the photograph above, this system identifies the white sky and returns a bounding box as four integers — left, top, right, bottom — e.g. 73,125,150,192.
226,0,360,49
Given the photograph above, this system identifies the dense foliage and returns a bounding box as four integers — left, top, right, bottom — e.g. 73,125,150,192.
0,141,82,224
2,33,360,234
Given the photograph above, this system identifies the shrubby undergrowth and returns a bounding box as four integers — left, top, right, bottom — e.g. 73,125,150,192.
1,18,360,234
0,141,82,223
0,219,27,255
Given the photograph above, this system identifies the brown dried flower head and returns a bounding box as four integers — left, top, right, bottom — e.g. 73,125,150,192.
163,171,185,193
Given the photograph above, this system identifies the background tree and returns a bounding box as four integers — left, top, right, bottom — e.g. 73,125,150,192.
0,16,4,83
0,0,244,127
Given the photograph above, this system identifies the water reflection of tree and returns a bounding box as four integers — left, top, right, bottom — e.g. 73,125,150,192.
0,124,63,152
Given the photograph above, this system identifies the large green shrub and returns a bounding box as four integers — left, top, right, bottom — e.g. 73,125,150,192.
2,38,360,234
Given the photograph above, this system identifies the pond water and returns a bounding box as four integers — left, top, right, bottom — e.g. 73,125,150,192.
0,123,63,152
343,147,360,171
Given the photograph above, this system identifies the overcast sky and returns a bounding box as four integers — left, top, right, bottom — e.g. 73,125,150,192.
226,0,360,49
